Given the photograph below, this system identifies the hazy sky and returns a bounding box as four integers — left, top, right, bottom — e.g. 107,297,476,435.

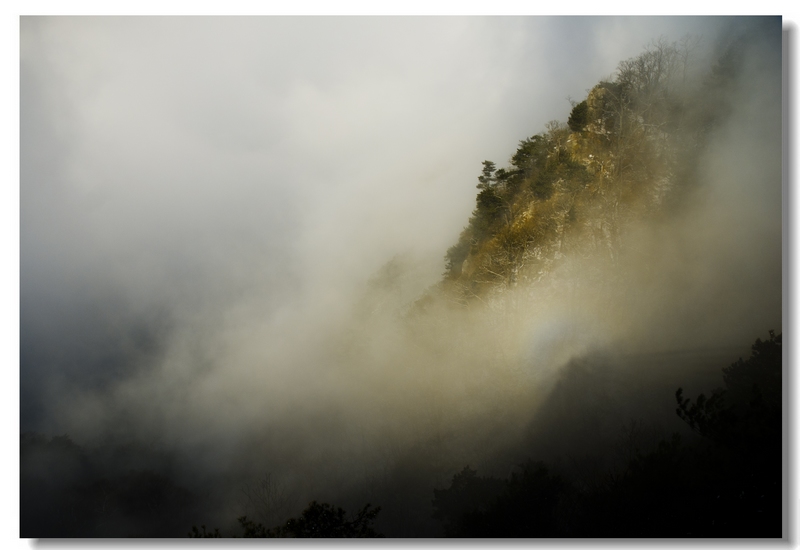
20,17,739,431
21,24,727,282
21,17,726,302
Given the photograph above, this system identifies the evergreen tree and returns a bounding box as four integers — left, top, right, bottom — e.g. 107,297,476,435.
477,160,497,189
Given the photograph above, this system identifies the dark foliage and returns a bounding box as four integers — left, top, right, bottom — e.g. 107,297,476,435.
433,462,571,537
676,331,781,448
444,237,471,278
432,332,782,538
188,524,221,538
431,466,505,536
464,462,569,537
477,160,497,189
272,501,383,538
21,434,200,537
567,100,589,132
192,501,383,538
674,331,782,536
512,135,547,169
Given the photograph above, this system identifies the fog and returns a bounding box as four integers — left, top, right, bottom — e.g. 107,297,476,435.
20,16,783,536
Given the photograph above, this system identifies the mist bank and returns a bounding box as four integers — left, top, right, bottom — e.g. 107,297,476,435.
20,17,782,537
20,17,732,434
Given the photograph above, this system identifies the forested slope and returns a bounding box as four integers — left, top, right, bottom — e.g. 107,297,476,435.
438,35,752,306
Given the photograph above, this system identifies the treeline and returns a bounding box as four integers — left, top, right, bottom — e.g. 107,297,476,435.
202,331,781,538
431,332,782,537
20,433,201,537
190,502,383,538
21,331,782,538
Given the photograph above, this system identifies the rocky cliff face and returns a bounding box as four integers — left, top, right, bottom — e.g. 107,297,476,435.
440,39,719,309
